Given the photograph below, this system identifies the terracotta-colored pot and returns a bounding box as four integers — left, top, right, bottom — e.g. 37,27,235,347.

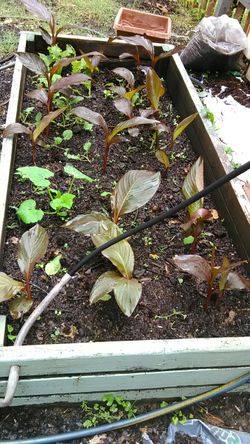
113,7,171,43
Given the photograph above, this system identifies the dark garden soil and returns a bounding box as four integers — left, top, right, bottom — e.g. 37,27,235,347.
0,393,249,442
0,65,13,128
1,61,249,345
0,24,249,444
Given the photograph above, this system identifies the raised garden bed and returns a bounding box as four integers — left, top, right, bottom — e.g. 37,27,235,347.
0,31,249,406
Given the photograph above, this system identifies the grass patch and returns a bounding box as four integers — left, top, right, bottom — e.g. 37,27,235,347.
0,29,19,58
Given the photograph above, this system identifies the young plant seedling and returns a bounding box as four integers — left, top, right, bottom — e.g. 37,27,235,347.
64,170,161,316
173,253,250,309
71,106,159,172
0,224,48,318
3,107,66,164
182,157,218,252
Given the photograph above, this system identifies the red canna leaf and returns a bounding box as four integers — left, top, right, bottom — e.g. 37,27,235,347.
50,73,91,93
26,88,48,105
21,0,52,23
16,52,47,75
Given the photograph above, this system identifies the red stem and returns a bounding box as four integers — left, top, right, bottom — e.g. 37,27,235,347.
31,139,36,165
24,272,32,300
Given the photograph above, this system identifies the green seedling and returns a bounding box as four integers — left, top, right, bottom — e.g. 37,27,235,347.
7,324,17,343
65,170,161,316
45,255,62,276
81,394,137,428
0,224,48,318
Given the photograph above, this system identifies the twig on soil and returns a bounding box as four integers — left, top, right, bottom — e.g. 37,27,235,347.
0,61,15,71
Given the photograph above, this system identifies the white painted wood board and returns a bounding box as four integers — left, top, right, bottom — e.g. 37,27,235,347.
0,315,6,346
1,337,250,377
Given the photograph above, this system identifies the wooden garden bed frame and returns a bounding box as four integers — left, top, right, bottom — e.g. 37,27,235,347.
0,32,249,406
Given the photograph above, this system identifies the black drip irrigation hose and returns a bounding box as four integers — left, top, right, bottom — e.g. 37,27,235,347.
1,373,250,444
1,161,249,443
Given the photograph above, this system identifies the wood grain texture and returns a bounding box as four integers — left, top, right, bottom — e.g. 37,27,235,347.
5,385,250,406
0,315,6,346
1,337,250,377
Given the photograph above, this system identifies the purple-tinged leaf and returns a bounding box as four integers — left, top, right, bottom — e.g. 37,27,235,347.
0,273,24,303
146,68,165,110
39,26,52,45
16,52,47,75
50,73,91,93
182,157,204,216
119,52,135,60
90,271,121,304
140,108,157,118
116,35,154,58
112,68,135,89
111,170,161,223
114,98,133,118
108,116,159,144
110,135,128,145
26,88,48,105
173,254,211,283
72,106,108,134
33,107,66,142
9,295,33,320
21,0,52,22
64,212,110,235
154,48,179,65
110,86,126,96
114,277,142,317
3,123,31,138
17,224,48,276
182,208,211,231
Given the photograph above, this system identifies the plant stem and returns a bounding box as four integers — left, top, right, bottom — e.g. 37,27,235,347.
24,272,32,300
102,142,109,173
31,139,36,165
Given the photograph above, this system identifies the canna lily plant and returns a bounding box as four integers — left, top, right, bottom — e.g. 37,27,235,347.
3,107,66,164
64,170,161,316
0,224,48,318
173,253,250,309
71,106,159,173
181,157,218,252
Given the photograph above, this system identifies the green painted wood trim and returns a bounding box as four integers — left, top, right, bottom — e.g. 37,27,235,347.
1,367,249,398
7,385,250,406
0,315,6,346
1,337,250,377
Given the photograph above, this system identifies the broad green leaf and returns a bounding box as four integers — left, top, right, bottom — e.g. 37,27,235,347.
183,235,194,245
64,212,110,235
9,295,33,320
182,157,204,216
114,278,142,317
72,106,108,134
173,254,211,283
92,234,134,279
63,129,73,140
64,164,94,182
3,123,32,138
33,107,66,142
50,193,75,211
172,113,198,144
155,150,169,170
50,73,91,93
17,199,44,224
111,170,161,223
0,273,24,302
21,0,52,22
114,98,133,118
146,68,165,110
45,255,62,276
16,166,54,188
90,271,121,304
112,68,135,89
17,224,49,276
108,117,159,145
16,52,47,75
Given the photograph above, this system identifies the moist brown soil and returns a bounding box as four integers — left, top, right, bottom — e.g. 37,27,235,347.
1,62,249,345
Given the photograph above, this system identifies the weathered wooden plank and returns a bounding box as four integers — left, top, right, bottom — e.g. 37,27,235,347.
0,32,28,262
206,0,216,16
160,54,250,266
7,385,250,406
214,0,234,16
0,315,6,346
234,3,246,21
1,368,249,398
244,10,250,33
1,337,250,377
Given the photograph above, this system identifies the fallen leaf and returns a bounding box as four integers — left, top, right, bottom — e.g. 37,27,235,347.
224,310,236,325
88,434,107,444
60,324,78,338
202,413,226,428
